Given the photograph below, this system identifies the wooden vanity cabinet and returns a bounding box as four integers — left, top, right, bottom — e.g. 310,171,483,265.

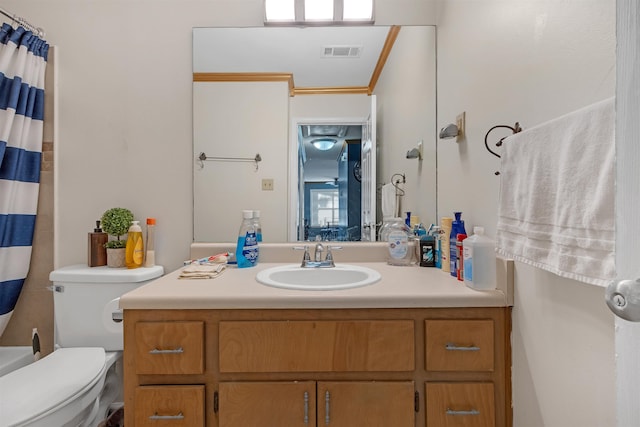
123,307,511,427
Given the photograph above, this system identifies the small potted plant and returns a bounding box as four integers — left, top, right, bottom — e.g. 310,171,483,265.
101,207,134,268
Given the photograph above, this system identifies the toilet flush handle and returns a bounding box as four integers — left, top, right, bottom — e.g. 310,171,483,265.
112,309,123,323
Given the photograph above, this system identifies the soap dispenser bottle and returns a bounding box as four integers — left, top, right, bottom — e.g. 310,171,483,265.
125,220,144,269
88,220,107,267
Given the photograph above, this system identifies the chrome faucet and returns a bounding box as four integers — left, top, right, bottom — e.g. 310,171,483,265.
293,244,342,268
314,242,324,262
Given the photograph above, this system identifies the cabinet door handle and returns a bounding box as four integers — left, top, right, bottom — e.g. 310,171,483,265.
149,412,185,420
324,390,331,425
303,391,309,425
446,408,480,416
445,343,480,351
149,347,184,354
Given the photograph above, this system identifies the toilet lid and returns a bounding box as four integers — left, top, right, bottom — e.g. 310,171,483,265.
0,347,106,426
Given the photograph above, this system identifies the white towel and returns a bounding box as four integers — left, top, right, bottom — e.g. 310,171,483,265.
496,98,615,287
381,182,396,218
179,263,226,279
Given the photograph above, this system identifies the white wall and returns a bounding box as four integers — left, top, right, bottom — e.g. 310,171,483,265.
193,81,290,243
375,25,437,226
436,0,616,425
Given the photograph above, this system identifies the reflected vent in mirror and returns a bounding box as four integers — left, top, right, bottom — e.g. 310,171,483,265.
322,46,362,58
302,125,348,138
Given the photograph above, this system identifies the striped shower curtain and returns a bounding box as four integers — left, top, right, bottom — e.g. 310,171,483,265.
0,24,48,337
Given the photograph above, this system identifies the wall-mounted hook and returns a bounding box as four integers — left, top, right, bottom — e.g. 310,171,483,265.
484,122,523,175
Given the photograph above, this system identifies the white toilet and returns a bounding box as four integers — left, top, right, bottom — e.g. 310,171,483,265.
0,264,163,427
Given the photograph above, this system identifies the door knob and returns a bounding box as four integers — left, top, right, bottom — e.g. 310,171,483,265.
606,279,640,321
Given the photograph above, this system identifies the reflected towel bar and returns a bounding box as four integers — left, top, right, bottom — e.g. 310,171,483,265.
197,152,262,171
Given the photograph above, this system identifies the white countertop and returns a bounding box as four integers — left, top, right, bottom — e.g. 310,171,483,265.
119,261,510,310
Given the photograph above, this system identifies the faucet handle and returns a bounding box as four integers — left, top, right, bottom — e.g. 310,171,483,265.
324,245,342,263
293,245,311,265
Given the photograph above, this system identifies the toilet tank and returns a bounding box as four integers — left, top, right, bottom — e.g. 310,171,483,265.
49,264,164,351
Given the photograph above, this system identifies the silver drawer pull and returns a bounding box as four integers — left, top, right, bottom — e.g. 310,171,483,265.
446,408,480,416
303,391,309,425
149,412,185,420
149,347,184,354
325,390,331,425
445,343,480,351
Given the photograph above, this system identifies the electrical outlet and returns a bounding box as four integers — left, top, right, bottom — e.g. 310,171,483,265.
262,178,274,191
456,112,466,141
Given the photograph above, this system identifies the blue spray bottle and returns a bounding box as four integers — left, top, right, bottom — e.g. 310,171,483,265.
449,212,467,277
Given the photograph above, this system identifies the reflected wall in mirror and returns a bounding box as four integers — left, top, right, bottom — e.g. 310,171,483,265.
193,26,436,243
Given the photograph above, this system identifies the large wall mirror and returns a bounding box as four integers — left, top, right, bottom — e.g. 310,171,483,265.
193,25,436,243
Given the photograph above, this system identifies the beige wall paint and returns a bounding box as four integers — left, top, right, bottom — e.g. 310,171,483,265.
375,25,437,226
435,0,616,425
2,0,435,274
193,81,290,242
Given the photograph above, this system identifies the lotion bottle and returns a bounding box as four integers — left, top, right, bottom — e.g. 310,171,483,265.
144,218,156,267
440,217,453,273
125,221,144,269
449,212,467,277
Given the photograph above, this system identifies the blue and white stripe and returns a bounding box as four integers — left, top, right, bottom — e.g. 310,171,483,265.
0,23,48,336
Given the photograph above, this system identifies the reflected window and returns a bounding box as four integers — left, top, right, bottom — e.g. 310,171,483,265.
310,189,339,226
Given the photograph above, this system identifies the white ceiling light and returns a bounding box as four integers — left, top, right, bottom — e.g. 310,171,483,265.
265,0,295,20
312,138,338,151
305,0,333,20
265,0,373,24
343,0,373,20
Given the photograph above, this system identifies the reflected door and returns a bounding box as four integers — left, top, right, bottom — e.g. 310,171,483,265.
361,95,377,241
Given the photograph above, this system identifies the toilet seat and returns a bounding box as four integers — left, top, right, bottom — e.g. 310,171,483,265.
0,347,108,427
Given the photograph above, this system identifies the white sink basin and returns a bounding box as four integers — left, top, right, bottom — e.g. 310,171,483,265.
256,264,381,291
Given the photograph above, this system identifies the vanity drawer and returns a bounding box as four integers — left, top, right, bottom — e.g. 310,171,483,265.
219,320,415,372
425,319,494,372
134,385,205,427
425,382,495,427
134,321,204,375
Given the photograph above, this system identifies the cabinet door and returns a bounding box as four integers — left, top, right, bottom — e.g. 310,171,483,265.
425,382,495,427
134,385,205,427
318,381,415,427
218,381,316,427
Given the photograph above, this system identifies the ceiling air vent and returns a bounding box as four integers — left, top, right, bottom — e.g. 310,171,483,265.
322,45,362,58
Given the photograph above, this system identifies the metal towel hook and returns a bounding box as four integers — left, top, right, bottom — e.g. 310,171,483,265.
484,122,522,175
